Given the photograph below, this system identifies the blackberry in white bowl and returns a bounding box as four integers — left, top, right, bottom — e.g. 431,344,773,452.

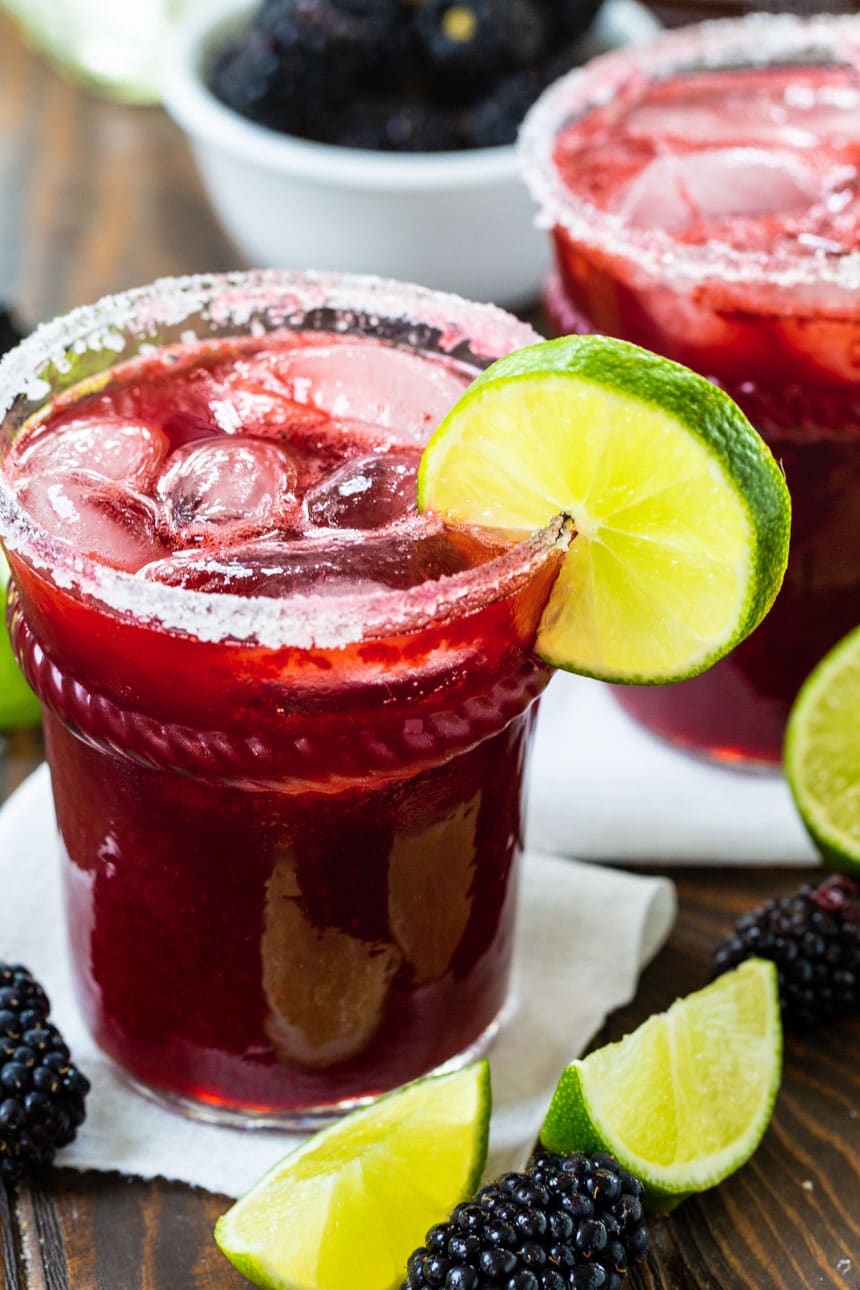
210,0,602,150
162,0,658,304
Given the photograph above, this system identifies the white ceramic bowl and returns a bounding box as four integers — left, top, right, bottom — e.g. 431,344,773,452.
162,0,658,308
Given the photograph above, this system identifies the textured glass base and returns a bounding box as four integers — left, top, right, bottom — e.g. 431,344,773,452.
116,998,513,1131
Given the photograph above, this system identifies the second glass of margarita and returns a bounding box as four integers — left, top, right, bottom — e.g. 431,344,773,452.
522,13,860,766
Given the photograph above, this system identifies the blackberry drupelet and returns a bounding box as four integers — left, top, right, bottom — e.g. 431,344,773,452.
402,1151,648,1290
0,964,90,1183
713,875,860,1028
0,306,22,357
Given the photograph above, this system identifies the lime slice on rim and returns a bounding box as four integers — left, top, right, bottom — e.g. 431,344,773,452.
785,625,860,877
418,336,790,683
0,551,40,731
215,1062,491,1290
538,959,781,1212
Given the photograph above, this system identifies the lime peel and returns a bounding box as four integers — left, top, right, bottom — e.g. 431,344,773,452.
418,335,791,685
785,624,860,876
538,959,782,1212
215,1061,491,1290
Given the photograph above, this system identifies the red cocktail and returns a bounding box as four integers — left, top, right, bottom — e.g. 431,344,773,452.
522,15,860,766
0,273,565,1125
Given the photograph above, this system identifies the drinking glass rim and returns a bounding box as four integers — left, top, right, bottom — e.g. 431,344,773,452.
0,269,565,651
519,11,860,295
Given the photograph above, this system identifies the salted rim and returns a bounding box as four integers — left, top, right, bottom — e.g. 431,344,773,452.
0,269,566,650
519,12,860,294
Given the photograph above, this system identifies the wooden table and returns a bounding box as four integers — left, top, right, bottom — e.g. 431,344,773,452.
1,15,858,1288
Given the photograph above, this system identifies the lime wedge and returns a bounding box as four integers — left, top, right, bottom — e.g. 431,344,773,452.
418,336,790,683
785,626,860,877
539,959,782,1211
0,551,40,731
215,1062,491,1290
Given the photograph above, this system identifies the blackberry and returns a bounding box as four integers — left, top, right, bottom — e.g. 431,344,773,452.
713,875,860,1028
0,306,22,357
0,963,90,1183
402,1151,648,1290
211,0,410,135
415,0,549,106
258,0,407,80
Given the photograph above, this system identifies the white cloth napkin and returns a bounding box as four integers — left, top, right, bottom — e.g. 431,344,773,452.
0,765,674,1197
527,673,819,865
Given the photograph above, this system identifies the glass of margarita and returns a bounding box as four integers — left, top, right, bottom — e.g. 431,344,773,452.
521,13,860,766
0,272,566,1126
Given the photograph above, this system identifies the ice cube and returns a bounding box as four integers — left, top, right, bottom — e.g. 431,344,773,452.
615,148,822,230
88,355,330,448
140,527,484,598
16,471,168,572
231,343,472,443
625,69,860,151
12,417,168,486
157,436,297,538
203,363,331,438
304,450,420,530
140,540,391,598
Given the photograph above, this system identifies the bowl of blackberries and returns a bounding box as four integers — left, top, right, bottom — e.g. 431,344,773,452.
162,0,658,305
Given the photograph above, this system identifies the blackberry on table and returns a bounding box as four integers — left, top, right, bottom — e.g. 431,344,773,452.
402,1151,649,1290
713,875,860,1028
0,963,90,1184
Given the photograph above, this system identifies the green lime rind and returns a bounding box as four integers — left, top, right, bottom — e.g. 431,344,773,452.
538,960,782,1214
785,625,860,877
418,335,791,684
0,551,40,730
215,1061,492,1290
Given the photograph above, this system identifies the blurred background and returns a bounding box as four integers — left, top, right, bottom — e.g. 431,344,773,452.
0,0,848,332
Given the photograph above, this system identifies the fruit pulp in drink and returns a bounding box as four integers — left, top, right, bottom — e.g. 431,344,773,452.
544,51,860,764
4,330,562,1119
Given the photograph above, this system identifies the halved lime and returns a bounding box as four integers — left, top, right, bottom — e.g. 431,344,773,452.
539,959,781,1211
785,626,860,877
418,336,790,683
215,1062,491,1290
0,551,40,731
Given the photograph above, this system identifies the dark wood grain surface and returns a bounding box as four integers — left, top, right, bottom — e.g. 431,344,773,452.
1,12,858,1288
